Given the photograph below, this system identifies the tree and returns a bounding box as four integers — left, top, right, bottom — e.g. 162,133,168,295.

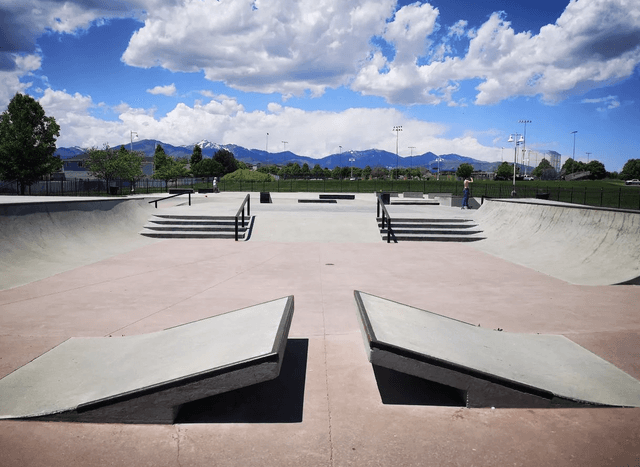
585,160,606,180
532,158,553,178
312,163,324,179
213,148,238,175
362,165,372,180
191,158,223,178
86,145,144,191
190,144,203,166
0,93,62,194
456,163,474,179
301,162,311,179
152,144,189,188
620,159,640,180
86,146,119,189
495,162,513,180
561,157,586,175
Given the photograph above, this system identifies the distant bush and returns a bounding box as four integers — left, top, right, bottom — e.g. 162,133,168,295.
221,169,274,181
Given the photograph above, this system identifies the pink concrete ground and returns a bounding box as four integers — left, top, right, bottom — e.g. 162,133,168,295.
1,211,640,465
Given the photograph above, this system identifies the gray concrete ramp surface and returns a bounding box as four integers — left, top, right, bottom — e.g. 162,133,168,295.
355,290,640,408
0,296,294,424
472,198,640,285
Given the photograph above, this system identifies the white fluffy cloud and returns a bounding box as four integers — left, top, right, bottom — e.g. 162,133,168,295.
354,0,640,105
146,83,176,96
37,88,504,161
2,0,639,107
122,0,396,97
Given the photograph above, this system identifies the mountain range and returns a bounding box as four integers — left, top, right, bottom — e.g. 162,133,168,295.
56,139,554,172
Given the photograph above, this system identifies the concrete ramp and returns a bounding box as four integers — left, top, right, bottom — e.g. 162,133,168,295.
472,199,640,285
354,291,640,408
0,296,294,424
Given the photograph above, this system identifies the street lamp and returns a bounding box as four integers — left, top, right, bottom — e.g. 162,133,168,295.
266,133,269,152
518,120,531,167
130,131,138,152
393,126,402,179
434,156,443,181
349,157,355,179
339,145,342,179
571,131,577,160
508,133,524,196
282,141,288,151
586,152,591,162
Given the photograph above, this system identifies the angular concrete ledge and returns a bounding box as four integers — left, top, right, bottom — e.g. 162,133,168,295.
0,296,294,424
354,291,640,408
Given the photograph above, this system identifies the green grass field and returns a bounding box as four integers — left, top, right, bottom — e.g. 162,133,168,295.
201,178,640,210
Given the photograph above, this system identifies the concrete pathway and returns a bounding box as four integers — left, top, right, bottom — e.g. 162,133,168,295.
0,193,639,466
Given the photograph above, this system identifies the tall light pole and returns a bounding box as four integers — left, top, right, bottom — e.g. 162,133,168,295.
282,141,288,152
408,146,416,170
518,120,531,168
508,133,524,196
130,131,138,152
393,126,402,179
586,152,591,162
266,133,269,152
435,156,443,181
339,145,342,178
349,157,355,179
571,131,578,160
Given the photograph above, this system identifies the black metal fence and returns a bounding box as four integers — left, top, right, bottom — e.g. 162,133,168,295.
1,177,639,211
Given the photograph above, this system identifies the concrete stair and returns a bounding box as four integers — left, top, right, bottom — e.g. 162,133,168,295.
139,214,253,239
377,217,485,242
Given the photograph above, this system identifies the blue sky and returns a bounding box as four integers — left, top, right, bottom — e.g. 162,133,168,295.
1,0,639,171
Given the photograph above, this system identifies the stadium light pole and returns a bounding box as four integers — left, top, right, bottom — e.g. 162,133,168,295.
393,126,402,179
571,131,578,160
508,133,524,196
408,146,416,170
518,120,531,168
130,131,138,152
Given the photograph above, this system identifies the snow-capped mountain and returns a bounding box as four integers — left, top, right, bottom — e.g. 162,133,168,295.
55,139,541,172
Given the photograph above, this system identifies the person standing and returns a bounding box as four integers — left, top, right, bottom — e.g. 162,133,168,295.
462,176,473,209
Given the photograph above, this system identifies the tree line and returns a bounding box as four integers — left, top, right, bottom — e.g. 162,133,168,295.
2,93,640,195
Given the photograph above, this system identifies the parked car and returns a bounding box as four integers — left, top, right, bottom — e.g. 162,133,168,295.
523,176,535,181
625,179,640,185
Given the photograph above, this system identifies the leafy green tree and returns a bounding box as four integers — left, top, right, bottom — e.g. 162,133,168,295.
115,145,144,188
0,93,62,194
213,148,238,175
152,144,188,189
301,162,311,179
331,165,342,179
86,145,143,191
585,160,606,180
495,162,513,180
561,157,586,175
456,163,474,179
190,144,203,166
86,146,118,189
312,163,324,179
532,158,552,178
371,166,387,179
362,165,372,180
191,158,223,178
153,144,171,171
621,159,640,180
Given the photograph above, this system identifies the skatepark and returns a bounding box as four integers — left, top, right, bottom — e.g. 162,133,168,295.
0,192,639,466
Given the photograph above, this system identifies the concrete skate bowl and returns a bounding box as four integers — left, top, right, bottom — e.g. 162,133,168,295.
0,198,159,290
472,199,640,286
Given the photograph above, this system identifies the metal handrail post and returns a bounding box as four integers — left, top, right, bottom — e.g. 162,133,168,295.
235,217,239,241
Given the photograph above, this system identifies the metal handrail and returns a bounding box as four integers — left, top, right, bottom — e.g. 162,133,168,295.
376,192,393,243
234,194,251,241
149,191,191,208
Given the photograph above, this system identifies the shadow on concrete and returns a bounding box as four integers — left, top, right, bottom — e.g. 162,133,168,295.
372,365,466,407
175,339,308,423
